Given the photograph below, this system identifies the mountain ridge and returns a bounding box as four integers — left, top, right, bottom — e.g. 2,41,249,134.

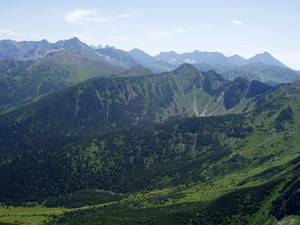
248,51,288,68
154,49,289,68
0,37,99,61
0,37,292,70
1,37,299,86
0,63,271,140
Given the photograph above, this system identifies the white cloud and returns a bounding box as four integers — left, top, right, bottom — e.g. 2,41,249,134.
64,9,110,25
118,13,134,19
0,28,40,39
231,20,244,25
110,36,128,42
184,59,196,64
137,28,192,40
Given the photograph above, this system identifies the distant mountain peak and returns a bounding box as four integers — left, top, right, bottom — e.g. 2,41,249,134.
90,45,103,49
166,50,177,54
71,37,80,41
158,51,178,56
130,48,143,52
128,48,154,64
228,54,246,59
40,39,49,43
55,37,86,48
249,51,288,68
65,37,81,43
103,45,116,50
262,51,271,55
254,51,272,57
178,62,196,68
175,63,198,72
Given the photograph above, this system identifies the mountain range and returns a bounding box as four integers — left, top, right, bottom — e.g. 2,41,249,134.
0,37,299,225
1,38,299,85
0,37,98,61
153,50,288,68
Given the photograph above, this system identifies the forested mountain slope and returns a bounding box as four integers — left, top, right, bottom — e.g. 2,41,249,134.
0,64,270,139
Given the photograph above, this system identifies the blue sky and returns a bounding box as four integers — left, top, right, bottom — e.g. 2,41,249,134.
1,0,300,69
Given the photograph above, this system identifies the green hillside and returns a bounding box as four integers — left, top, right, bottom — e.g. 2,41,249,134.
0,64,271,141
0,50,122,113
0,59,33,74
44,80,300,225
110,65,154,77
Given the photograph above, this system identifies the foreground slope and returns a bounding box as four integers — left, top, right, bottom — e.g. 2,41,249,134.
0,75,299,225
0,80,299,225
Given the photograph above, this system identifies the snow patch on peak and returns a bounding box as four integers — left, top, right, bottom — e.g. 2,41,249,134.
184,58,196,64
